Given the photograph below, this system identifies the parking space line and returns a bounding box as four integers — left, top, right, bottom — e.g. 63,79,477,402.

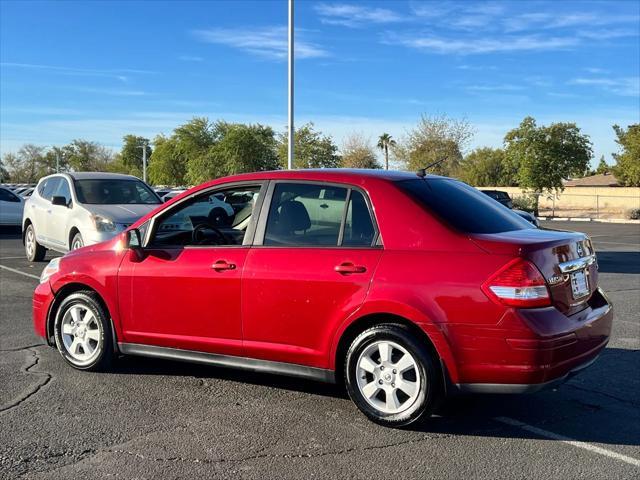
0,265,40,280
0,256,27,260
494,417,640,467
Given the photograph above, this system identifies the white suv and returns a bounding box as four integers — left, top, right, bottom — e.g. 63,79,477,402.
23,172,161,261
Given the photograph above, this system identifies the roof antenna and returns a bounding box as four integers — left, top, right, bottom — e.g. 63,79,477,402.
416,157,446,178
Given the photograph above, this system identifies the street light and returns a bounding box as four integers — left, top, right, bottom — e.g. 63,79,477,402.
137,144,148,183
287,0,294,170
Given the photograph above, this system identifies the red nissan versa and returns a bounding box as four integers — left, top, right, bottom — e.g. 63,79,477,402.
33,170,613,427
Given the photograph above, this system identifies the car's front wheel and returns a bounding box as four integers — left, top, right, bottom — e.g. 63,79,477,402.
53,291,113,371
24,223,46,262
70,232,84,251
344,323,441,427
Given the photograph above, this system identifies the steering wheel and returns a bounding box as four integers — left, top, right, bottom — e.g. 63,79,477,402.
192,223,228,245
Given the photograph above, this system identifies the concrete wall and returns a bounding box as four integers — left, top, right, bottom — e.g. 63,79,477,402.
478,186,640,212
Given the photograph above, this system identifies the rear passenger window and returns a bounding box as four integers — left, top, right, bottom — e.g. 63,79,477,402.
263,183,376,247
265,184,347,246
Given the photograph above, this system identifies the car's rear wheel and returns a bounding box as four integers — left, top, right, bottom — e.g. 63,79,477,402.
53,291,113,371
344,323,440,427
71,232,84,251
24,223,46,262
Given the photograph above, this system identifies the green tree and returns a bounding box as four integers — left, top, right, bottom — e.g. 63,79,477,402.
459,147,515,186
63,140,114,171
0,157,8,182
504,117,592,214
595,155,609,175
341,133,380,169
612,124,640,186
119,135,152,177
396,115,473,176
278,123,340,169
376,133,396,170
148,118,218,186
186,122,279,184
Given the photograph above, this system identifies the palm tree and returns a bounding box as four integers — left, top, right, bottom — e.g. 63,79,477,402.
377,133,396,170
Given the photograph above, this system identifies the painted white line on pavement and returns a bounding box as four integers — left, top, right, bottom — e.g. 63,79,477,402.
494,416,640,467
0,256,28,260
0,264,40,280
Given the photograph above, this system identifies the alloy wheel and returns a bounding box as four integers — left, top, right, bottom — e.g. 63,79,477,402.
25,227,35,258
355,340,422,415
60,304,102,366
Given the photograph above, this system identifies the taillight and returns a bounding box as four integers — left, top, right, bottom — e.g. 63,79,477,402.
482,258,551,308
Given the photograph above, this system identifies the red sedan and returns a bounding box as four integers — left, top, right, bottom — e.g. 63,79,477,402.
33,170,612,427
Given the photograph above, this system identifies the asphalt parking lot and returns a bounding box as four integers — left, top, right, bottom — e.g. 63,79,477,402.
1,221,638,479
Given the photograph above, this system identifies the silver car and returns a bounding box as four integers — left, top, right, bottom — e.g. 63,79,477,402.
22,172,161,261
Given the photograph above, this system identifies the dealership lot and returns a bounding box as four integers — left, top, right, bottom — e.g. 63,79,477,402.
1,221,638,479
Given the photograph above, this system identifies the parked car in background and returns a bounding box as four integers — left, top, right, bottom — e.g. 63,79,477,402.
20,187,35,198
481,189,539,227
33,170,612,427
22,172,161,261
161,189,186,202
0,186,25,226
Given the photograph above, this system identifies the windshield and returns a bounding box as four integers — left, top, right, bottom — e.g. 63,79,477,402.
399,178,532,234
74,179,161,205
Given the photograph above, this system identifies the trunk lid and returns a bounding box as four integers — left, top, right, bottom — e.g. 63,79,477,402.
472,228,597,315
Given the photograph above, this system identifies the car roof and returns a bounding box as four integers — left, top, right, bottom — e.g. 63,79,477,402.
203,169,445,186
66,172,140,181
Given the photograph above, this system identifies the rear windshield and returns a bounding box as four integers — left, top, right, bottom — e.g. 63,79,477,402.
399,178,532,234
74,179,161,205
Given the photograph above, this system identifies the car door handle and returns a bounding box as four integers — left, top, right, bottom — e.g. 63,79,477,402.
212,260,236,271
335,263,366,274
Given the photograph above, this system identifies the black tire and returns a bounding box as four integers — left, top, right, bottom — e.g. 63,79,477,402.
24,223,46,262
53,291,113,371
344,323,441,428
70,232,84,251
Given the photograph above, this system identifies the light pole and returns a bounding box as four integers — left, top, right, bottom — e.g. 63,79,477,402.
138,144,148,183
287,0,294,170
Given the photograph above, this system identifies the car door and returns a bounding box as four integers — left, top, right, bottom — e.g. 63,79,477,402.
117,182,265,356
242,181,383,368
32,177,61,245
47,177,73,250
0,188,23,225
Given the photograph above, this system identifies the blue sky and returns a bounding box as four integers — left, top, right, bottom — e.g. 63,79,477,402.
1,0,639,166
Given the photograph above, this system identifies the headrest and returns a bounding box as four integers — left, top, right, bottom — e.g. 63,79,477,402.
278,200,311,232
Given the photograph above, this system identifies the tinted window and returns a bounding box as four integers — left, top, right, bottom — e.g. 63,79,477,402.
0,188,20,202
264,183,347,246
343,190,375,246
399,179,531,234
74,179,160,205
41,178,62,201
151,185,261,247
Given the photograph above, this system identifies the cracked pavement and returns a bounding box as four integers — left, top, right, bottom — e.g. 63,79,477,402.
1,221,638,479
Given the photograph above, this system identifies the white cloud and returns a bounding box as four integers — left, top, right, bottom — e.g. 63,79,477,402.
75,87,149,97
569,77,640,97
384,34,579,55
0,62,156,82
192,27,329,60
315,3,404,28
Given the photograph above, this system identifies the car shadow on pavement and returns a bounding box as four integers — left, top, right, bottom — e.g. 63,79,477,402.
110,354,348,399
109,347,638,447
0,226,22,239
596,251,640,274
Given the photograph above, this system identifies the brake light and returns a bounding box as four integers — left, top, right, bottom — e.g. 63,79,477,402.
482,258,551,308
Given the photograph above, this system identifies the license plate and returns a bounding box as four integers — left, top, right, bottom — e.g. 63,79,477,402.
571,269,589,299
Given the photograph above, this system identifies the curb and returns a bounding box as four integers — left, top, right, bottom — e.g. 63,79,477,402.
538,217,640,225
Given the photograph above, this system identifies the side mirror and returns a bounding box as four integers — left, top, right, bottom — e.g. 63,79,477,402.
125,228,144,262
51,196,69,207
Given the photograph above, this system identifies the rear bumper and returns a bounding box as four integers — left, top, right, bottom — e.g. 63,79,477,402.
455,353,601,393
446,287,612,392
